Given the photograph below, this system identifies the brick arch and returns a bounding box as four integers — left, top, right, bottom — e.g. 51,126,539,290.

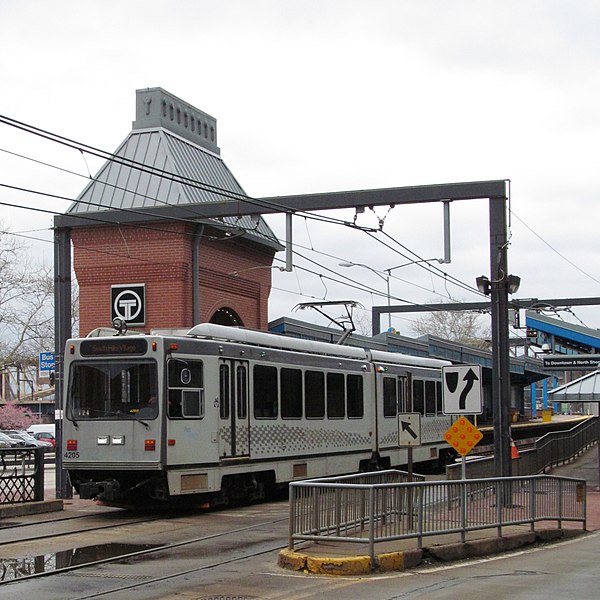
209,307,244,327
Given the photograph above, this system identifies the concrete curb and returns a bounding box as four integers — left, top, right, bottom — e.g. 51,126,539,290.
0,499,63,518
279,529,586,576
278,548,423,575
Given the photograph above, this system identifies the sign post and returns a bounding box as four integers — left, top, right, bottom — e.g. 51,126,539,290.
443,416,484,542
441,365,486,531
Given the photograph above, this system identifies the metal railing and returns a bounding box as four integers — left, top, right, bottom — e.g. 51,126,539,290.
447,416,599,479
536,416,599,472
288,470,586,567
0,448,45,503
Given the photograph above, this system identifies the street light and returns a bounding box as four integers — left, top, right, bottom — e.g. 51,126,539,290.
339,261,392,328
340,258,443,330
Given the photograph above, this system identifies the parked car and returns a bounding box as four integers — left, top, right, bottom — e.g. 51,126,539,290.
0,432,13,449
27,424,56,438
32,431,55,448
0,430,52,450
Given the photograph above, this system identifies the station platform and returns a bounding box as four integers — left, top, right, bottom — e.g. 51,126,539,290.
279,445,600,575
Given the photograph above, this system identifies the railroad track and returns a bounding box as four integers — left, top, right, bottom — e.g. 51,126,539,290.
0,510,167,547
0,502,290,600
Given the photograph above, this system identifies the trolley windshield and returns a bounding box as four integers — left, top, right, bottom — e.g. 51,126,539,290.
67,360,158,421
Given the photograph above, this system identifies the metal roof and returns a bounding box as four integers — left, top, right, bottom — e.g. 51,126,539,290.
268,316,547,384
526,310,600,352
549,370,600,402
66,88,281,251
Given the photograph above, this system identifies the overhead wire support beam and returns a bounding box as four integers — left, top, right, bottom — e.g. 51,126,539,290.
371,296,600,332
54,180,508,228
54,178,512,497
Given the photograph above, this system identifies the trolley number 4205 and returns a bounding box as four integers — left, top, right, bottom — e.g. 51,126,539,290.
64,451,80,459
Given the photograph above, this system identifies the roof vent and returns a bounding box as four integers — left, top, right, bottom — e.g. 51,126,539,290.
133,87,219,155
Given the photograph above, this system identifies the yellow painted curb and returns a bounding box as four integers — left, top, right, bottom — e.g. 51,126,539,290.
378,551,404,572
278,549,307,571
306,554,372,576
279,548,411,575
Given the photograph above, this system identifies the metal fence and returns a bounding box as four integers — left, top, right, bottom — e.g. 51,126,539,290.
536,416,599,472
0,448,45,503
288,470,586,565
447,416,599,479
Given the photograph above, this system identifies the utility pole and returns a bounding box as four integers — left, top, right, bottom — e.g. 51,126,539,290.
54,226,73,499
489,196,512,479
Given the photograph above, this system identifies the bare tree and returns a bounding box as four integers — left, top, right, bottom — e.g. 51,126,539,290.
410,300,491,349
0,226,54,364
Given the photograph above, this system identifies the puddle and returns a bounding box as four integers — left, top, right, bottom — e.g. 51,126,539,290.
0,542,161,580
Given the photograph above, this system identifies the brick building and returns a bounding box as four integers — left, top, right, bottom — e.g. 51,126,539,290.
64,88,282,335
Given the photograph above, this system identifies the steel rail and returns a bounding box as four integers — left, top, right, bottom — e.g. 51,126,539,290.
0,513,288,588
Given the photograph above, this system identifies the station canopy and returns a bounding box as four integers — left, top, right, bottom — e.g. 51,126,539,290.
549,370,600,402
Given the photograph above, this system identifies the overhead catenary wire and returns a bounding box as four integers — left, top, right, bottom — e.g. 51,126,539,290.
0,115,514,304
0,115,378,232
2,114,595,330
511,210,600,287
0,140,487,305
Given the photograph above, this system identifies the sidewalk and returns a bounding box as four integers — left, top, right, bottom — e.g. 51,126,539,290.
279,445,600,575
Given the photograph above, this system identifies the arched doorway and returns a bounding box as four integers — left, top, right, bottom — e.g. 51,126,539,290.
209,307,244,327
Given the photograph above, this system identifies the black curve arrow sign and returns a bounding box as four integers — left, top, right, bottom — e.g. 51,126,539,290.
401,420,418,439
459,368,479,411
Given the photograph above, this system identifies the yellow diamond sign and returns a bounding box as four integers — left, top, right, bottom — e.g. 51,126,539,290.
444,416,483,456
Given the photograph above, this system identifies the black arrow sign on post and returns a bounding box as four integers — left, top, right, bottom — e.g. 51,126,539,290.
401,420,418,439
459,368,479,411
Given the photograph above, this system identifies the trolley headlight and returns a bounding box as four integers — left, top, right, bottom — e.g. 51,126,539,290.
112,435,125,445
97,435,110,445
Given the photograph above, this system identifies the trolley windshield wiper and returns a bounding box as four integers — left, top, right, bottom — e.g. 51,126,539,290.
130,414,150,429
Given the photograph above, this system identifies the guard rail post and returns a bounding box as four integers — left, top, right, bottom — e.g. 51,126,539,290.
558,478,563,529
529,477,536,532
288,483,296,551
368,486,376,569
417,485,424,549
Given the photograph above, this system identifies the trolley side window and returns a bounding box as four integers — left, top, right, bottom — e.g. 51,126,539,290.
398,378,407,413
425,380,436,416
253,365,278,419
383,376,397,417
67,361,157,421
281,368,302,419
413,379,425,415
346,374,364,418
219,364,230,419
327,372,345,419
167,360,204,419
305,370,325,419
237,365,248,419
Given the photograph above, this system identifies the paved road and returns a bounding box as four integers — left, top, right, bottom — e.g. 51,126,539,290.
153,530,598,600
34,444,599,599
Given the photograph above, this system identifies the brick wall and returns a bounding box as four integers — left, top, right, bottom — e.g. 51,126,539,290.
72,222,275,335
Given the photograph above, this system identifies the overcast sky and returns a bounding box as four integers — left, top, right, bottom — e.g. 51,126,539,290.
1,0,599,338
